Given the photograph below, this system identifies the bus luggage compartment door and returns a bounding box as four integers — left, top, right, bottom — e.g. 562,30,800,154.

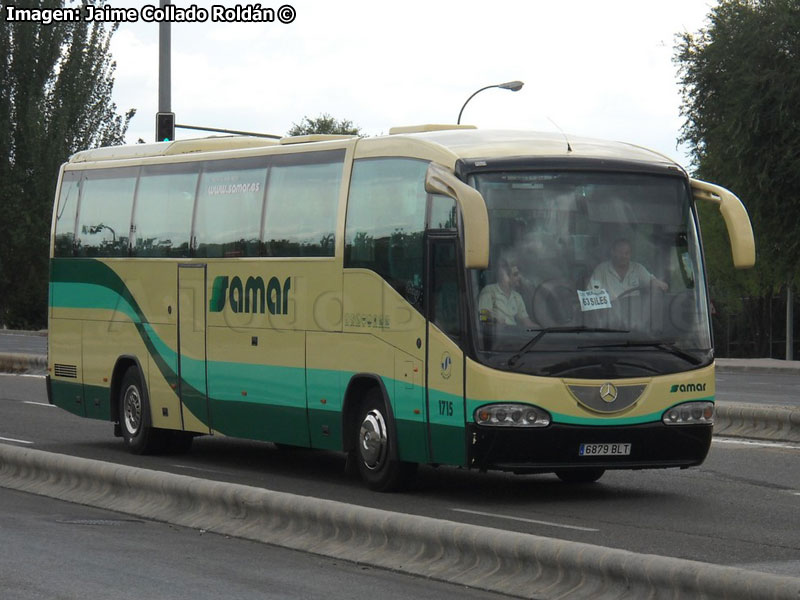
177,264,211,433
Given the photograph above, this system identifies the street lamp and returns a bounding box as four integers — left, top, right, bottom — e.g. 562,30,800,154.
457,81,524,125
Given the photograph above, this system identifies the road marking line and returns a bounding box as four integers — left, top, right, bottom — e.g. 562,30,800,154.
713,438,800,451
451,508,599,532
23,401,54,407
171,464,228,475
0,373,46,379
0,436,34,445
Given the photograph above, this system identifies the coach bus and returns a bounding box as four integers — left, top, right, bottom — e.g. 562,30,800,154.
47,126,755,490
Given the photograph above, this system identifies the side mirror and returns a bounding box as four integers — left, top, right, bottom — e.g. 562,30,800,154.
425,163,489,269
691,179,755,269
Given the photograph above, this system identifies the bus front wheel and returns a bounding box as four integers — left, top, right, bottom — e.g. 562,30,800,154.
354,391,416,492
119,366,167,455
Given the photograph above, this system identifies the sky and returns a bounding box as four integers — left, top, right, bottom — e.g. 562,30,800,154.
109,0,716,170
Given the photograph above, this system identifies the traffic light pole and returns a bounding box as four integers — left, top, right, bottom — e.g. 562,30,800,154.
157,0,174,141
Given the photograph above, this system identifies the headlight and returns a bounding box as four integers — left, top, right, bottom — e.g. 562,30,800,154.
662,401,714,425
474,404,551,427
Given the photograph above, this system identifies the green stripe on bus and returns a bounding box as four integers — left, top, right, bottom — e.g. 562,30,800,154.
50,379,85,417
49,260,442,453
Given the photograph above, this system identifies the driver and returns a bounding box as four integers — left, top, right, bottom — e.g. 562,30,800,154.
589,238,668,298
478,256,537,329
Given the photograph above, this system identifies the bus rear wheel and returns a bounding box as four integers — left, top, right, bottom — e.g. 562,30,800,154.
355,391,416,492
119,366,168,455
555,468,605,483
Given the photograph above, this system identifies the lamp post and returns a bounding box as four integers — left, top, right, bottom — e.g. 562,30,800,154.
457,80,524,125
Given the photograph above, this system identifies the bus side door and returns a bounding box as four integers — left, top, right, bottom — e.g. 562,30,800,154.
425,234,467,466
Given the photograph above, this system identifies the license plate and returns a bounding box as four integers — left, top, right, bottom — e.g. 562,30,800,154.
579,443,631,457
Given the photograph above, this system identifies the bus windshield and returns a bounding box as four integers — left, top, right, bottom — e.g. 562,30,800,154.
468,170,712,378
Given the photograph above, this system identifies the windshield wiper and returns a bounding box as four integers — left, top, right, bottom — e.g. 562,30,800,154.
578,340,703,365
507,327,630,367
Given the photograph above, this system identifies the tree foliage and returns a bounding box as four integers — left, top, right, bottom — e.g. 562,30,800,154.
0,0,133,328
287,113,362,137
675,0,800,355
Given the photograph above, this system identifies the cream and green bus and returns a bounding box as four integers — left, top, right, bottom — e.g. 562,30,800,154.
47,125,755,490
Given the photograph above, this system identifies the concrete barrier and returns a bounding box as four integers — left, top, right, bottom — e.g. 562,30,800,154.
715,403,800,443
716,358,800,375
0,443,798,600
0,352,46,373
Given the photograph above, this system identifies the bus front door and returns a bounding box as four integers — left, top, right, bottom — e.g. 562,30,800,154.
426,235,467,466
177,264,211,433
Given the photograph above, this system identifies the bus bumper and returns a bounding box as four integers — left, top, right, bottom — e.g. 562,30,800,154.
467,422,713,473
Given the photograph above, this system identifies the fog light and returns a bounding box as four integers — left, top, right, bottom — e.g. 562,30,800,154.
662,402,714,426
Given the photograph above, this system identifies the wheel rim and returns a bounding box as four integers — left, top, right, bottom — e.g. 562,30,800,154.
359,409,388,470
123,384,142,435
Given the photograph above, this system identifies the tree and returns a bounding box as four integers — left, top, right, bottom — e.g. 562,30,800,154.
287,113,362,137
0,0,134,328
675,0,800,356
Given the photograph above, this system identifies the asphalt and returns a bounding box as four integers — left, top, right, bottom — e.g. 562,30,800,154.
2,443,797,600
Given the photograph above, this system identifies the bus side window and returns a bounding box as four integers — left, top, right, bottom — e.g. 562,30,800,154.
194,158,268,258
54,172,80,257
75,168,138,257
430,239,461,340
345,158,428,310
428,195,458,230
263,152,344,257
133,164,198,258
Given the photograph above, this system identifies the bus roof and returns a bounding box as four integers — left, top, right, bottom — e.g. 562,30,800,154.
68,135,280,163
357,127,681,170
67,126,681,171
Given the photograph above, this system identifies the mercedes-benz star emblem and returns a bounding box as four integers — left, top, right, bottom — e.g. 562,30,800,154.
599,382,618,404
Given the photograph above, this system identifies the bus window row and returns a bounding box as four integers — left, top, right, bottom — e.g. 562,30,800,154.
53,153,459,316
53,150,345,259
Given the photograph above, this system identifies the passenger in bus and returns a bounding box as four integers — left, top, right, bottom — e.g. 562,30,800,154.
478,256,537,329
589,238,668,298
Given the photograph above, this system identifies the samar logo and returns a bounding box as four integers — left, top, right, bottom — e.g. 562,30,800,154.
670,383,707,393
209,275,291,315
441,352,452,379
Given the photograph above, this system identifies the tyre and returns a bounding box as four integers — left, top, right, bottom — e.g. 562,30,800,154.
119,366,168,455
354,390,417,492
555,468,605,483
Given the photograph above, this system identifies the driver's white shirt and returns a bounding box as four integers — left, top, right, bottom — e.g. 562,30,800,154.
589,261,654,298
478,283,530,326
